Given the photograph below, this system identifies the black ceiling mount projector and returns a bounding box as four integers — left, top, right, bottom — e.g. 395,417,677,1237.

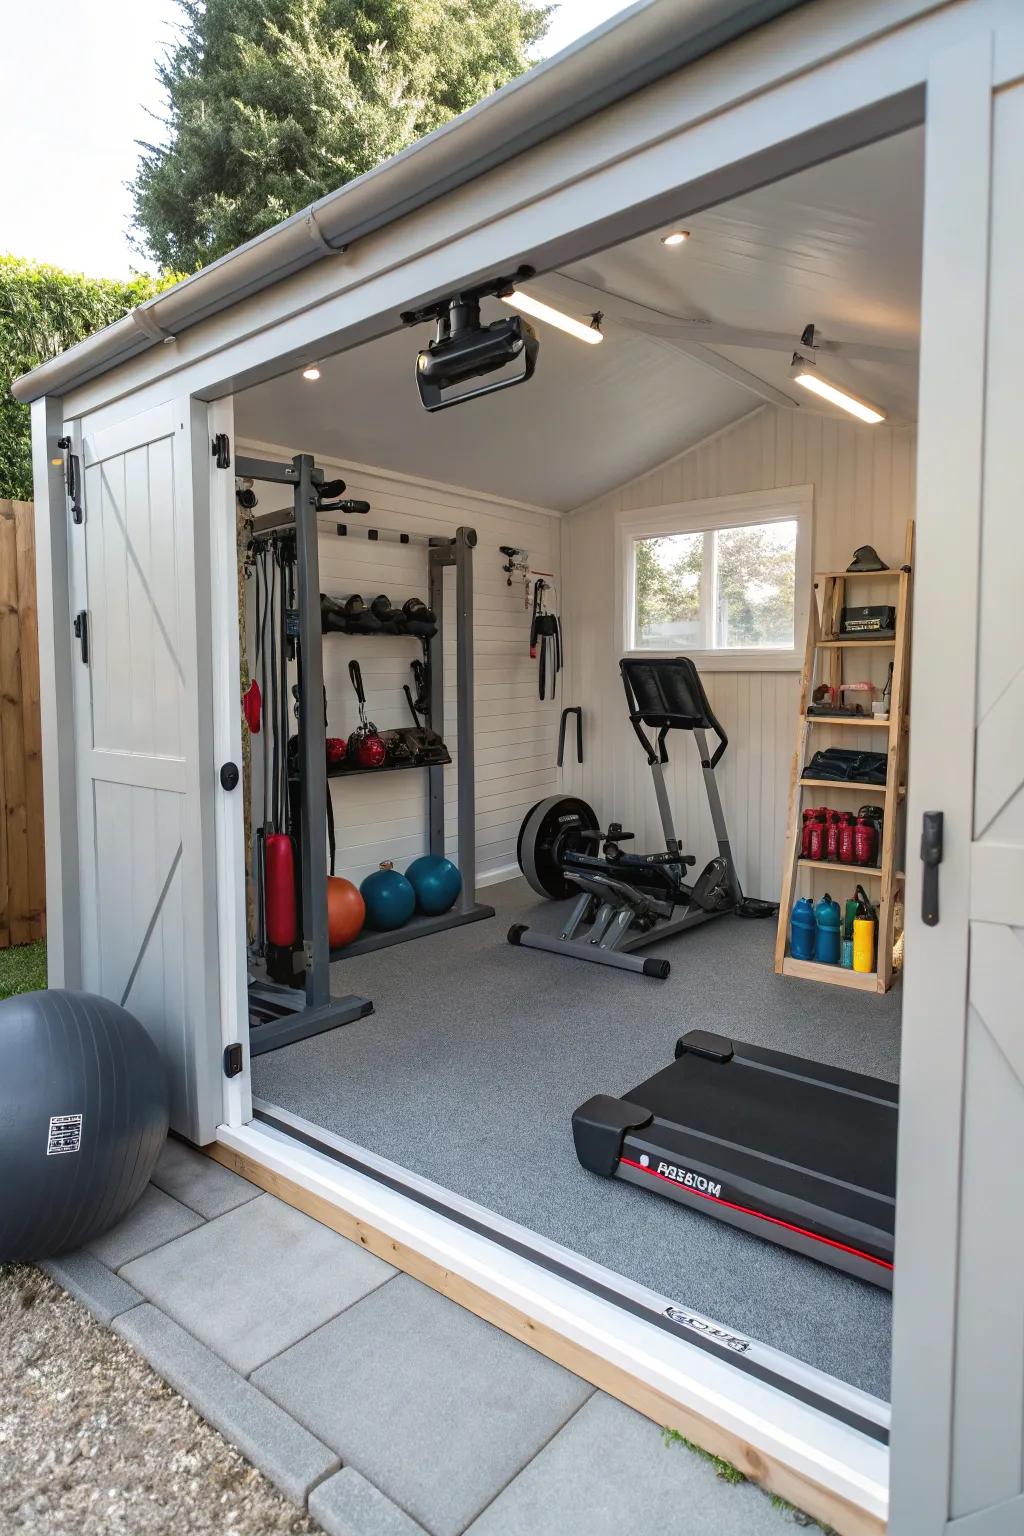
401,266,539,413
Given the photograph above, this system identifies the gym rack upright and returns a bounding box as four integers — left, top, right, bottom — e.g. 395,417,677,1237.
245,453,494,1056
244,453,373,1054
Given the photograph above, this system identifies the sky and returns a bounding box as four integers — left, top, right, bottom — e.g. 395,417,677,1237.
0,0,634,281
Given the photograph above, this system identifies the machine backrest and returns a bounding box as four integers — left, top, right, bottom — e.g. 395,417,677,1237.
620,657,715,729
619,656,729,767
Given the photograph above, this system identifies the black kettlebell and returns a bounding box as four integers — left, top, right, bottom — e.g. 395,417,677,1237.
402,597,436,624
343,594,381,633
370,594,403,631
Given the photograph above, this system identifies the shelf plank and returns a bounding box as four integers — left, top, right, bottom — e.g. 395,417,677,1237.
814,568,904,580
796,858,882,876
804,715,890,728
816,639,896,649
781,956,879,991
799,778,889,793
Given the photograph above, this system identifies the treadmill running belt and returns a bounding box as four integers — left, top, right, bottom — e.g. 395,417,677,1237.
572,1031,898,1288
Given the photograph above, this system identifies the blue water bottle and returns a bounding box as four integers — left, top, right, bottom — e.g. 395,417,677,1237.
790,897,816,961
814,893,842,965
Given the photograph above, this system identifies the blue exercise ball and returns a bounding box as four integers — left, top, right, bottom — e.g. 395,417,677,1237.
0,990,169,1262
360,862,416,930
405,855,463,916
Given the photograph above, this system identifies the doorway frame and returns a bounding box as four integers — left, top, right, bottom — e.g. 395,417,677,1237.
30,2,1024,1526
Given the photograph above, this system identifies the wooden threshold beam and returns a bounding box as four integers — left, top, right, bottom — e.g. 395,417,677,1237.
206,1140,886,1536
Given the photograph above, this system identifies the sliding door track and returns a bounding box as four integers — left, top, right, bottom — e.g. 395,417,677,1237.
253,1098,889,1446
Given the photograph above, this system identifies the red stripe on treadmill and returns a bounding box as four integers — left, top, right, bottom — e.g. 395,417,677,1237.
618,1157,894,1272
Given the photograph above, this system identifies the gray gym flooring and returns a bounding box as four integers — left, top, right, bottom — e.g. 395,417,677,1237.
252,877,900,1399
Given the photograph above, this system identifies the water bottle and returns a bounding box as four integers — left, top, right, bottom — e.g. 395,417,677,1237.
790,897,816,960
853,885,877,973
814,893,842,965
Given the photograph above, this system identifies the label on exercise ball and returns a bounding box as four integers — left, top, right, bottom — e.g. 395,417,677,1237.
46,1113,83,1156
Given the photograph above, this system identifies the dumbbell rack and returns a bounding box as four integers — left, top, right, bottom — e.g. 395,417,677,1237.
314,522,495,960
243,451,493,1058
773,520,914,994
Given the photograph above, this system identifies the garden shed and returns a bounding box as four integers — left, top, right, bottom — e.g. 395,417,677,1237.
14,1,1024,1531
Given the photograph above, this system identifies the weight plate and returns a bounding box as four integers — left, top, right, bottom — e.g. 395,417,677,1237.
517,795,599,899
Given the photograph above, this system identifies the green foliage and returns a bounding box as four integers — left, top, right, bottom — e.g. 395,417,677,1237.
634,533,702,644
634,522,796,650
0,258,183,501
661,1427,835,1531
131,0,552,271
661,1426,747,1484
0,939,47,1000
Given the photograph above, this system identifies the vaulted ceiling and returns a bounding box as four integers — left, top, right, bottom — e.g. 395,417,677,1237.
236,127,923,511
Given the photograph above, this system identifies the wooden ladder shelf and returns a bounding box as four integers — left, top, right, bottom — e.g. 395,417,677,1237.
774,521,914,994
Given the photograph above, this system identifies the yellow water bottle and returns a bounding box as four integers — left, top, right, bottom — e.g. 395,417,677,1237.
852,885,876,973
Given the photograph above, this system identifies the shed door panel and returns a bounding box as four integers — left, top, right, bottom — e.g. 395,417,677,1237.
946,75,1024,1532
890,43,1024,1536
72,401,220,1142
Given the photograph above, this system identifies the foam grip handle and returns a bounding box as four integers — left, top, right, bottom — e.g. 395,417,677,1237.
265,833,297,947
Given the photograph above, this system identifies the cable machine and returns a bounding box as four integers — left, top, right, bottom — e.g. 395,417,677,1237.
242,452,493,1056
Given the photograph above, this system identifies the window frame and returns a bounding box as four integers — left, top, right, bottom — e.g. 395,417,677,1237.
617,485,814,672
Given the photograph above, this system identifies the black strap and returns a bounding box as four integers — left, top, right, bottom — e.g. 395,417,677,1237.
268,547,280,831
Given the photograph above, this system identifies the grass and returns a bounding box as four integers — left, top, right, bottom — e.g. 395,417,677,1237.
0,940,47,1000
662,1427,838,1531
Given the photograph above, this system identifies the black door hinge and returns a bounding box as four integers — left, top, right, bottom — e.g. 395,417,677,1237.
73,610,89,664
212,433,231,469
920,811,944,926
58,436,83,523
223,1042,244,1077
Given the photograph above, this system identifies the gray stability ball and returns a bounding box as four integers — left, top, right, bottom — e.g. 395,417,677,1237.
0,989,169,1262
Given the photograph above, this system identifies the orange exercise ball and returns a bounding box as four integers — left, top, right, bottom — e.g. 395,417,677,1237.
327,877,366,947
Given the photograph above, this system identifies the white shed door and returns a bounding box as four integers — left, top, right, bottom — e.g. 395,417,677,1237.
70,400,222,1142
890,36,1024,1536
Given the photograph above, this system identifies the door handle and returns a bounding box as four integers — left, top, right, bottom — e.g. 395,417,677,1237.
73,610,89,665
920,811,943,926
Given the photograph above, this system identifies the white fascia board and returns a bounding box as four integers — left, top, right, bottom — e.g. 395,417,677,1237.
217,1114,889,1523
58,0,963,429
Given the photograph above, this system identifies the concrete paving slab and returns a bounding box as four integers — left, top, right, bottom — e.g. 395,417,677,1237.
151,1137,260,1219
86,1185,205,1270
120,1193,396,1376
310,1468,428,1536
40,1251,144,1325
114,1304,339,1505
253,1273,593,1536
465,1392,794,1536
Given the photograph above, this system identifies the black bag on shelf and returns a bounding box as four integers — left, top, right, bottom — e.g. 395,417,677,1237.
803,747,888,785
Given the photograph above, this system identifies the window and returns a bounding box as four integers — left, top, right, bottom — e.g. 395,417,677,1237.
620,488,811,670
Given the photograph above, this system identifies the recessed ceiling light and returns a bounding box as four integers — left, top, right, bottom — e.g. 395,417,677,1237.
790,354,885,424
500,290,603,344
302,364,321,380
661,231,690,247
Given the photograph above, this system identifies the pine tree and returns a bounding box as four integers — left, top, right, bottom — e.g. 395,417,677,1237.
131,0,551,271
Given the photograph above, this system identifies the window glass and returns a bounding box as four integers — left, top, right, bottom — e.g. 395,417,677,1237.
631,518,797,652
633,531,704,649
714,519,796,649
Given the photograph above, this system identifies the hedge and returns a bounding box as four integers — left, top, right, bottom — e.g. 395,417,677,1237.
0,257,182,500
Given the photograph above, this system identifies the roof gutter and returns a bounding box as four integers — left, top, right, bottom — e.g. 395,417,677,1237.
13,0,805,405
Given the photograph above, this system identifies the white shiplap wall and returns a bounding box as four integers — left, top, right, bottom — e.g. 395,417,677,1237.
559,405,917,901
241,440,562,888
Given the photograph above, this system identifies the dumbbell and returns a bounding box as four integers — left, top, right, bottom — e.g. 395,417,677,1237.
402,597,437,637
370,594,404,632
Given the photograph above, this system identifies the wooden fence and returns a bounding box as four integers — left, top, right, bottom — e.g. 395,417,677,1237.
0,500,45,947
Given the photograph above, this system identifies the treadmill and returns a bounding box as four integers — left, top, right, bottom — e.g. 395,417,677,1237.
572,1029,897,1288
